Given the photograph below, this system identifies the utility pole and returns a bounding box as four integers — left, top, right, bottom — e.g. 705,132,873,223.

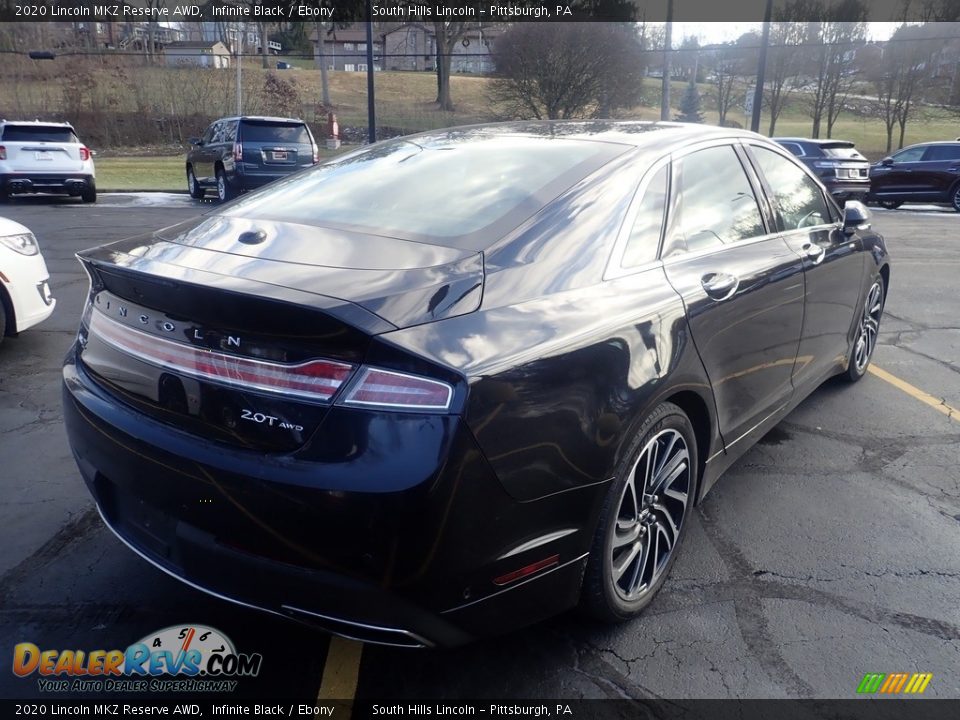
661,0,673,121
236,23,244,115
365,1,376,144
751,0,773,133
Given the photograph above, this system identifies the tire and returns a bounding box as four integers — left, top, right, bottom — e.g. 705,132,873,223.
187,166,205,199
951,184,960,212
843,275,885,383
216,168,235,203
80,182,96,204
581,402,699,622
878,200,902,210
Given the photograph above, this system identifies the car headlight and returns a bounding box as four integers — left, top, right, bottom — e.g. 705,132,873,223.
0,233,39,256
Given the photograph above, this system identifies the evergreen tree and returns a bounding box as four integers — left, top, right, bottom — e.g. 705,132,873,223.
675,79,704,123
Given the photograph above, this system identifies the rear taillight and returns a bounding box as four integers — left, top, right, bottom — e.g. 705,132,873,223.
79,146,90,161
0,146,6,160
233,143,243,162
90,310,353,403
312,145,319,164
339,367,453,411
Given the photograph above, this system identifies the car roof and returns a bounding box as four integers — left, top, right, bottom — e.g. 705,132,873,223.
400,121,773,154
774,137,855,146
899,141,960,148
1,119,75,128
216,116,307,124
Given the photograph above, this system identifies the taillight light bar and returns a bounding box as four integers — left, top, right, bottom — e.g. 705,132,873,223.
339,367,453,411
90,310,353,403
233,143,243,162
0,146,6,160
79,147,91,161
88,308,456,411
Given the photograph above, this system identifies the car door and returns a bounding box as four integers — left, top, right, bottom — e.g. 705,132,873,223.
870,145,928,200
917,144,960,201
660,142,806,448
745,143,866,391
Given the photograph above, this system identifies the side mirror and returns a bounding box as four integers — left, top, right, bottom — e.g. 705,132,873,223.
189,137,203,146
842,200,871,235
880,157,893,166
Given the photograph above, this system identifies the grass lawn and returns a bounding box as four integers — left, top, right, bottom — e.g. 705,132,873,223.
96,156,186,191
95,148,349,192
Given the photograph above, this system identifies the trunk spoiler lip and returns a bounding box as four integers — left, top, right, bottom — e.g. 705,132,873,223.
75,250,399,337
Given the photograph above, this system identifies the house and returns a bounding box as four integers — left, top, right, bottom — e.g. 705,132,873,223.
312,26,383,72
163,41,231,69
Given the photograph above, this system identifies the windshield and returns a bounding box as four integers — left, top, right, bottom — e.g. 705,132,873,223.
239,121,312,144
222,134,628,248
2,125,79,143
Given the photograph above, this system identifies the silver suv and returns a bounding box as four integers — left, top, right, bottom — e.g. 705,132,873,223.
0,120,96,203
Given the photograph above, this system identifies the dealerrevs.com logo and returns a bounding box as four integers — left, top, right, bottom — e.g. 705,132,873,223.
13,625,262,693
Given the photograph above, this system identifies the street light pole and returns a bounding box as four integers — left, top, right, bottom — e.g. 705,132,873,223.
751,0,773,133
236,24,244,115
661,0,673,121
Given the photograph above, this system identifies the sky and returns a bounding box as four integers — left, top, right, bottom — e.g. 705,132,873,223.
672,21,902,45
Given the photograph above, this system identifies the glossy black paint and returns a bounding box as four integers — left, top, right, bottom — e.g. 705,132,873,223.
868,141,960,209
63,122,889,646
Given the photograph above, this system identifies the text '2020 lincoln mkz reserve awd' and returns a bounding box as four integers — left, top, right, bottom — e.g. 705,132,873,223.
63,122,889,647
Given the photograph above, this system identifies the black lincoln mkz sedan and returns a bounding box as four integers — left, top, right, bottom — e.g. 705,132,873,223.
63,122,889,647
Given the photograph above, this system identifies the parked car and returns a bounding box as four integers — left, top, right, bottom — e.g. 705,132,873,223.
64,122,888,647
867,141,960,210
774,137,870,203
0,216,55,343
186,116,319,202
0,120,96,203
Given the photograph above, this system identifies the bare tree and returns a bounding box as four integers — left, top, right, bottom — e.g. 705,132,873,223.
869,24,938,151
705,43,747,126
763,20,806,135
800,0,868,137
490,23,645,120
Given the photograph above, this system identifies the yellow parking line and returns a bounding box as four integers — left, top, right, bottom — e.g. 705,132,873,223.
868,365,960,422
316,636,364,711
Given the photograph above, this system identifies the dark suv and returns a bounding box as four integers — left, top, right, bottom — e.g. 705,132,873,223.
186,116,318,202
867,141,960,211
774,138,870,204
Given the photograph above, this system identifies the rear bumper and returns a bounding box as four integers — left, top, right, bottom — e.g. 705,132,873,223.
822,179,870,199
62,349,598,646
2,173,94,195
234,167,303,189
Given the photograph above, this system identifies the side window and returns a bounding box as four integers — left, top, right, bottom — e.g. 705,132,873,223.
211,122,226,144
201,122,217,144
622,165,668,268
924,144,960,161
891,146,926,163
751,146,832,232
781,143,804,157
663,145,766,258
223,121,237,143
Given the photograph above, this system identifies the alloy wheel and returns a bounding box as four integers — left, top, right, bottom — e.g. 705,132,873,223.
610,428,691,601
217,175,226,201
853,280,883,374
952,186,960,212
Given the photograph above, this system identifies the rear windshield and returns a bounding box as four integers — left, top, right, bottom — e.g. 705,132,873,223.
239,121,312,144
2,125,79,143
821,143,864,160
222,135,627,248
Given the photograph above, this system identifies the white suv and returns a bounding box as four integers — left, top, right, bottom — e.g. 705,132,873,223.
0,120,96,203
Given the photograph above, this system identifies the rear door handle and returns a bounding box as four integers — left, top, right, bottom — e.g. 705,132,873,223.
701,272,739,301
803,243,826,265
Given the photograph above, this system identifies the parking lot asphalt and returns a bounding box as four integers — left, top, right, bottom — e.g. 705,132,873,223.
0,195,957,702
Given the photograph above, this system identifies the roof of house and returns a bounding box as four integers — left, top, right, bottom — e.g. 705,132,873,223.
165,41,227,51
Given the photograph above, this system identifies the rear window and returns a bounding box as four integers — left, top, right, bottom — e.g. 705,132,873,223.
821,143,864,160
239,121,312,144
2,125,79,143
222,135,627,248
